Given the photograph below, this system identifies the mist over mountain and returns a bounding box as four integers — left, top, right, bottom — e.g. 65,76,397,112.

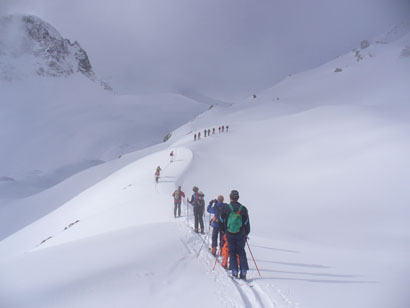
3,0,410,99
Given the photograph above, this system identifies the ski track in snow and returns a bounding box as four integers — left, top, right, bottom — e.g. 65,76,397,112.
8,145,291,307
175,200,293,307
178,220,296,308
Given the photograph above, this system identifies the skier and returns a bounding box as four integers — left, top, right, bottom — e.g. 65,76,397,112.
218,127,221,133
207,129,211,136
204,129,207,137
188,186,205,234
155,166,161,183
212,128,216,134
198,132,201,140
172,186,185,218
207,195,226,256
194,133,197,141
220,190,250,279
222,125,225,132
170,150,174,162
226,125,229,132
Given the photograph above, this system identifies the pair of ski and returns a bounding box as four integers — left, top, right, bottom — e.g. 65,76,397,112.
191,228,253,287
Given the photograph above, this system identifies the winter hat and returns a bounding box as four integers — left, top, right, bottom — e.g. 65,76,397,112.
230,190,239,200
193,186,199,192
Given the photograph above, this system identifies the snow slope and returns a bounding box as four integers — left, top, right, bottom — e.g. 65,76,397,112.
0,14,210,201
1,24,410,308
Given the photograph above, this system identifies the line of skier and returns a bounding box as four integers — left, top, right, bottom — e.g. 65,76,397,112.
194,125,229,141
172,186,251,280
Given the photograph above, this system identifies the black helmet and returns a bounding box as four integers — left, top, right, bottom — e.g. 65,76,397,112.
230,190,239,200
193,186,199,192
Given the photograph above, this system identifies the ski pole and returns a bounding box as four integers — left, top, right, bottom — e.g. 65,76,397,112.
186,198,188,227
212,245,222,271
197,225,212,258
207,215,212,247
246,240,261,277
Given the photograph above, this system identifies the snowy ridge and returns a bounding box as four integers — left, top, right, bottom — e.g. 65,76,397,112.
1,21,410,308
0,15,110,89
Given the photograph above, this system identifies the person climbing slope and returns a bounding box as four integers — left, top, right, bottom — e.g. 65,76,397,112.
220,190,250,279
188,186,205,234
170,150,174,162
155,166,161,183
207,195,226,256
172,186,185,218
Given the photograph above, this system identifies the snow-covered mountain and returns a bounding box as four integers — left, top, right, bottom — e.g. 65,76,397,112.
0,15,110,89
0,14,211,201
1,21,409,308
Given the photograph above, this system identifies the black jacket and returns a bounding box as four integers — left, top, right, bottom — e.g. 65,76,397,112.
220,201,250,236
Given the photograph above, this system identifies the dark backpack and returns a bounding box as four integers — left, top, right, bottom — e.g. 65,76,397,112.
227,203,243,233
197,192,205,207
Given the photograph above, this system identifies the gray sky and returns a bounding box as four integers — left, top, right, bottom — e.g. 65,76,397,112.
2,0,410,99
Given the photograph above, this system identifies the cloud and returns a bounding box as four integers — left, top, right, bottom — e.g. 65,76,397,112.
4,0,410,98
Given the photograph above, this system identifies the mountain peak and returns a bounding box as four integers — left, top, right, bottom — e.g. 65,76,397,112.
0,14,111,90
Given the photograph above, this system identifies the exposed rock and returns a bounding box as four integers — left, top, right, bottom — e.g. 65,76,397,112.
163,133,172,142
354,50,363,62
0,176,15,182
401,47,410,58
360,40,370,49
334,68,343,72
0,15,111,90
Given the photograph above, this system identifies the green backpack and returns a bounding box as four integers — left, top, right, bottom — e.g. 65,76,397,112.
227,203,243,233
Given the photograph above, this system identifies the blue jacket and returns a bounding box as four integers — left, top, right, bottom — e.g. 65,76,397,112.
207,201,226,229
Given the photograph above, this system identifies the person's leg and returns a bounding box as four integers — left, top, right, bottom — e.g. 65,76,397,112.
177,201,181,216
218,231,224,249
221,236,229,268
193,207,199,231
174,202,177,218
199,209,204,233
238,236,249,278
211,228,218,248
227,235,239,276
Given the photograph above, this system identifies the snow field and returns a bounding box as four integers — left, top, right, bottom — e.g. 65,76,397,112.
1,29,410,307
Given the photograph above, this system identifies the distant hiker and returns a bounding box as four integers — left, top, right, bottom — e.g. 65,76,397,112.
226,125,229,132
253,94,256,99
198,132,201,139
204,129,207,137
172,186,185,218
222,125,225,132
212,128,216,134
170,150,174,162
218,127,221,133
188,186,205,234
208,129,211,136
194,133,197,141
207,195,227,256
155,166,161,183
220,190,250,279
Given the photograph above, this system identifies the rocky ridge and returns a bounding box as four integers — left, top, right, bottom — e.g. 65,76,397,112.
0,15,111,90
